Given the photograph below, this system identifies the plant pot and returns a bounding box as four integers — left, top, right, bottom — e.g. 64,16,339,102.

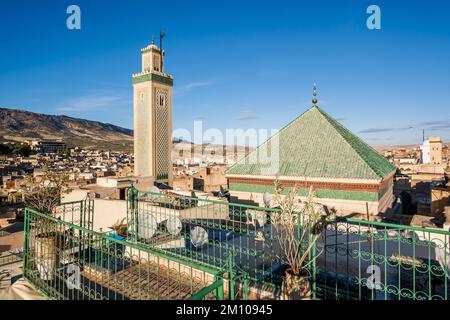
34,233,59,281
280,268,311,300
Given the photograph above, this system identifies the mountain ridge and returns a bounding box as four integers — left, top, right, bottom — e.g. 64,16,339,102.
0,107,133,151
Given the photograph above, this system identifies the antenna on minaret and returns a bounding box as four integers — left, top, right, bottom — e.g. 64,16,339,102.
160,31,165,72
422,129,425,142
152,34,155,45
312,83,318,106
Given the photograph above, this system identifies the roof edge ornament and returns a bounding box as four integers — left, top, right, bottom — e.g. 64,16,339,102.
312,83,318,106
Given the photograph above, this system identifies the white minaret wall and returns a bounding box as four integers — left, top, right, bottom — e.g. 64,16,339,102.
133,42,173,185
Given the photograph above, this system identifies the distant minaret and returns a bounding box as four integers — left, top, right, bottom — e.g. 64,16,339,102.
132,34,173,185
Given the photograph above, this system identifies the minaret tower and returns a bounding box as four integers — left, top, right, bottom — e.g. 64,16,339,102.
133,32,173,185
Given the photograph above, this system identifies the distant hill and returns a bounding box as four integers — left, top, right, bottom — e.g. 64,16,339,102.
0,107,133,151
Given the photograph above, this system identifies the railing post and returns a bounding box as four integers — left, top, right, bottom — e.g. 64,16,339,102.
127,187,139,242
228,254,235,300
243,272,249,300
214,274,225,300
23,208,30,279
79,199,84,258
218,281,224,300
311,232,317,300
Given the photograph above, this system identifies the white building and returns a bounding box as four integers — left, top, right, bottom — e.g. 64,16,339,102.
399,158,417,164
421,137,443,164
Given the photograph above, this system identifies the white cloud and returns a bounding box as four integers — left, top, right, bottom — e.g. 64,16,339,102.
57,91,131,112
174,81,215,96
235,111,259,121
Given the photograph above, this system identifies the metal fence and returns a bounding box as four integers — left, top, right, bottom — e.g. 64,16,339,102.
317,218,450,300
23,207,226,300
126,187,450,300
126,187,279,299
0,251,23,268
52,197,94,231
22,187,450,300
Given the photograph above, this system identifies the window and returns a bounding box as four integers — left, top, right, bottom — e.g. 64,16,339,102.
153,55,160,71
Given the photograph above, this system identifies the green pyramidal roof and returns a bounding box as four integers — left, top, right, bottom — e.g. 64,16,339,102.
226,106,396,180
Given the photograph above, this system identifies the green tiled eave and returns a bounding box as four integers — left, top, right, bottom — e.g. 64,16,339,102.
132,73,173,86
226,106,396,180
229,183,379,202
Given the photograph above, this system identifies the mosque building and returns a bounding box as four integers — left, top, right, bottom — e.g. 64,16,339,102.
225,86,396,215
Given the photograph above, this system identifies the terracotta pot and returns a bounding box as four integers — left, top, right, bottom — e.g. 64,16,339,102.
281,268,311,300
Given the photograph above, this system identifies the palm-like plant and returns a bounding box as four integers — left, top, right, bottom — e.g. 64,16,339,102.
111,218,128,236
271,179,335,298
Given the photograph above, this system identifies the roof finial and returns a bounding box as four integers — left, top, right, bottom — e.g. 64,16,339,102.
151,34,155,45
312,83,318,106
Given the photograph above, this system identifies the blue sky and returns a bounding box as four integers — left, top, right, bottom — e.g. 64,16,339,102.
0,0,449,146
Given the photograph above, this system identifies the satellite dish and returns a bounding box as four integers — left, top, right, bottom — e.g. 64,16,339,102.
137,213,157,240
166,216,182,236
137,193,148,201
190,226,208,248
149,186,160,193
148,186,161,202
263,192,271,208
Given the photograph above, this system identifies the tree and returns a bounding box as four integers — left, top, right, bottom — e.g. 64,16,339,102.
23,164,72,214
0,143,31,156
0,143,13,155
14,144,31,157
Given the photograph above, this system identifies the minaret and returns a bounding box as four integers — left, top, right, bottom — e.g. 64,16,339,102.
132,34,173,186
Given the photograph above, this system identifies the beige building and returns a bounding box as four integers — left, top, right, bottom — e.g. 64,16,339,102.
173,164,228,192
421,137,443,165
133,37,173,186
431,186,450,219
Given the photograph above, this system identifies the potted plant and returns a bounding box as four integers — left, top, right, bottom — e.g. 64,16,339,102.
271,180,335,300
109,218,128,240
24,164,72,280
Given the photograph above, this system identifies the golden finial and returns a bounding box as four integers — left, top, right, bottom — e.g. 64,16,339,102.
312,83,318,105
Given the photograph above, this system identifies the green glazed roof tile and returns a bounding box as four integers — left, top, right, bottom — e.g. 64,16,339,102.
226,106,396,180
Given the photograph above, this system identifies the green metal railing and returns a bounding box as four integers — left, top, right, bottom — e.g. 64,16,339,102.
126,187,450,300
187,278,224,300
23,207,226,300
23,187,450,300
126,187,280,297
52,197,94,231
0,251,23,268
317,217,450,300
